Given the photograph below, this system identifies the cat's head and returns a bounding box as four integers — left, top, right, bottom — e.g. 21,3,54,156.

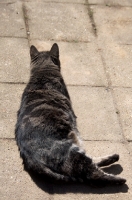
30,43,60,70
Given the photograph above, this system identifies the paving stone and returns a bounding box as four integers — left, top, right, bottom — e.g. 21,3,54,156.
0,38,30,83
0,139,50,200
92,6,132,44
53,141,131,199
89,0,132,6
113,88,132,141
93,6,132,87
68,86,122,141
98,43,132,87
0,2,26,37
0,84,25,138
25,2,94,41
31,40,108,86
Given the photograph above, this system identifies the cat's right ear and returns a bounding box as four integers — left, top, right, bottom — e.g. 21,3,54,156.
50,43,59,58
30,45,39,59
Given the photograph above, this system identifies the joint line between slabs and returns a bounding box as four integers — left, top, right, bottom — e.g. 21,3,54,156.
0,138,15,140
22,3,31,47
94,35,128,146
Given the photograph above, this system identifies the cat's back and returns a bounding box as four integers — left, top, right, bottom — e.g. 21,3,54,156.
16,73,75,144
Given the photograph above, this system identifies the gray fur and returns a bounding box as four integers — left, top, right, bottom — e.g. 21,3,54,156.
15,43,126,186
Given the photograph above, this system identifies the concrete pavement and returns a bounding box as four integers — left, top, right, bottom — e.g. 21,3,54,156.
0,0,132,199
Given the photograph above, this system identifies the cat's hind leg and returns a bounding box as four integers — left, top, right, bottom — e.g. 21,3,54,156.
68,149,126,186
90,171,126,186
87,156,126,186
93,154,119,167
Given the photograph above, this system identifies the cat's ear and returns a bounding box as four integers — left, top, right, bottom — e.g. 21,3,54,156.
30,45,39,59
50,43,59,58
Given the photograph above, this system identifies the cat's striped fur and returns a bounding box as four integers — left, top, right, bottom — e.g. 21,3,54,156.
15,43,126,186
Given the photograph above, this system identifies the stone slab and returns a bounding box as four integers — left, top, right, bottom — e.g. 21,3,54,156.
92,6,132,87
98,43,132,87
0,84,25,138
0,2,26,37
0,139,50,200
53,141,131,199
89,0,132,6
92,6,132,44
68,86,122,141
0,38,30,83
30,40,108,86
113,88,132,141
25,2,94,42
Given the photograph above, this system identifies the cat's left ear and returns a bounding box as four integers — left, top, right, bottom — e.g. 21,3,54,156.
50,43,59,58
30,45,39,59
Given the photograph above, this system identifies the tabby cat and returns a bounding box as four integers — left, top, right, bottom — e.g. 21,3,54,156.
15,43,126,186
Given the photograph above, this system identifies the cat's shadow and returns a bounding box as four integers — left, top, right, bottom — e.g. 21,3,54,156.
27,164,128,194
